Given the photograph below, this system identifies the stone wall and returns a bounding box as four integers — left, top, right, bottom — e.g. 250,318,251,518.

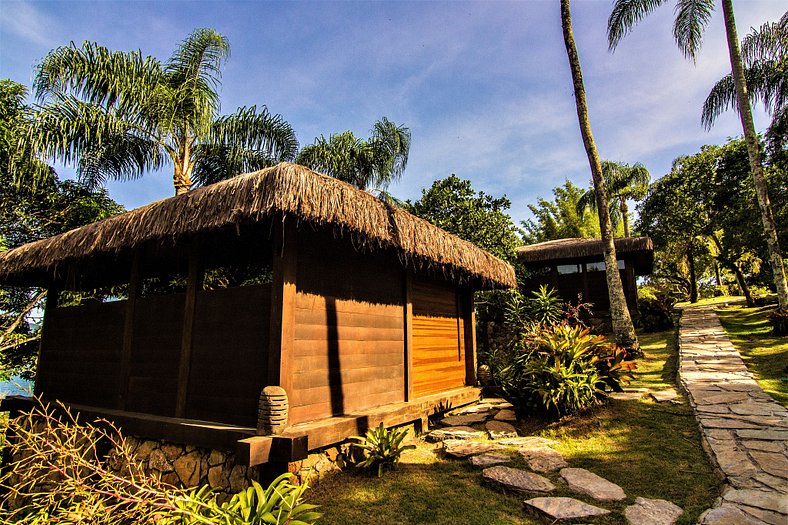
113,436,261,501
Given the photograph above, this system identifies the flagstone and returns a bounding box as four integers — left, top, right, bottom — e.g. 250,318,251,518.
523,497,609,522
482,466,555,494
624,497,683,525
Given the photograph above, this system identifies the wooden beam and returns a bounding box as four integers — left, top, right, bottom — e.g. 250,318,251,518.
175,245,203,418
268,216,297,395
403,271,413,402
117,250,141,410
463,289,477,386
237,435,309,466
34,283,61,397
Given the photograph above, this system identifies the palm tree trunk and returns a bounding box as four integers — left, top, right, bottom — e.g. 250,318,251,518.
687,243,698,303
560,0,638,349
721,0,788,312
619,197,630,238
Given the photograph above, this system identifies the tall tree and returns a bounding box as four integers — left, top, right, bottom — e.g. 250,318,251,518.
561,0,638,350
296,117,410,191
31,28,298,195
608,1,788,312
1,80,123,380
577,160,650,238
522,180,602,244
702,12,787,160
406,174,521,262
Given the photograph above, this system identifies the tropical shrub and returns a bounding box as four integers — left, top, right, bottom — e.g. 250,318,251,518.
767,308,788,336
349,423,415,477
637,286,675,333
0,397,320,525
499,323,636,417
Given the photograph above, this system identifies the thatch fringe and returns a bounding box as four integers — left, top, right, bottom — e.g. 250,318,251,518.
0,163,515,288
516,237,653,262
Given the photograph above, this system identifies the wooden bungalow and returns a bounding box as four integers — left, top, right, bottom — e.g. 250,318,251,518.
516,237,653,315
0,163,515,468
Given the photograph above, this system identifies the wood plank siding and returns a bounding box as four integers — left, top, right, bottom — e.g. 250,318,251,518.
288,230,405,424
37,300,125,407
411,279,466,398
186,284,271,426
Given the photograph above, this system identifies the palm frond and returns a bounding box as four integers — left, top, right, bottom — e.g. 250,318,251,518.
370,117,411,188
702,61,785,128
297,131,375,189
672,0,714,61
607,0,667,51
78,134,165,189
741,13,787,65
30,95,161,187
164,28,229,134
211,105,298,161
34,41,162,112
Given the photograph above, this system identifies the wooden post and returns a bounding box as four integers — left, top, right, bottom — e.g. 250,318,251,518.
268,217,297,396
403,271,413,402
117,251,141,409
463,288,477,386
582,262,589,303
175,244,203,418
34,282,61,397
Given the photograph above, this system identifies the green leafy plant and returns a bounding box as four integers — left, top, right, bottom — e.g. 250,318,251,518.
349,423,415,477
637,286,675,333
170,474,320,525
499,323,636,417
0,396,320,525
527,285,563,325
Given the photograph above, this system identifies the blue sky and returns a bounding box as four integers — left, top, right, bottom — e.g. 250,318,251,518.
1,0,784,227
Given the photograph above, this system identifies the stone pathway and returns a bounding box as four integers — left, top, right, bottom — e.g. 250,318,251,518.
428,399,685,524
679,305,788,525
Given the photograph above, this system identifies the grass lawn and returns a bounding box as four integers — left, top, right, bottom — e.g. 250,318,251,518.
716,304,788,407
307,328,719,525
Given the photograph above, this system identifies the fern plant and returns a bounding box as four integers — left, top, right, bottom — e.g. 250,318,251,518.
349,423,416,477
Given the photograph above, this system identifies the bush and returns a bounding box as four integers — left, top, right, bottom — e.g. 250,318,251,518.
767,308,788,336
637,287,675,333
499,323,636,418
0,397,320,525
349,423,415,477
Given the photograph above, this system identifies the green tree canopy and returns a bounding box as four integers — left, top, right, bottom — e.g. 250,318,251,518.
296,118,410,191
405,174,520,262
30,28,298,195
1,79,124,381
576,160,650,238
521,180,604,244
608,0,788,311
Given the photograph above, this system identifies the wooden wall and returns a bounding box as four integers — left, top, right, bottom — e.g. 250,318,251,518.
288,229,405,424
126,293,184,416
37,300,125,407
411,279,466,397
186,285,270,426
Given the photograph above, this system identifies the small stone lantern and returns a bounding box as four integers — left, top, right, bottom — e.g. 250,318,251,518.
257,386,289,435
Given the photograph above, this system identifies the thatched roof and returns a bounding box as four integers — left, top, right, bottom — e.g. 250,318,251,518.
516,237,654,274
0,163,515,289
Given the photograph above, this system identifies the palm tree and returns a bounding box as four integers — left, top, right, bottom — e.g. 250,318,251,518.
560,0,639,350
30,28,299,196
702,13,787,158
296,118,410,191
577,161,650,238
608,1,788,312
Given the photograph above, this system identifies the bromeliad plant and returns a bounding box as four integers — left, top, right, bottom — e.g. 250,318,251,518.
349,423,415,478
499,323,636,418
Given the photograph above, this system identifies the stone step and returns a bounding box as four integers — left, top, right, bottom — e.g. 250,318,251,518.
425,426,486,442
482,465,555,494
559,467,625,501
443,440,504,459
518,446,568,472
486,420,518,439
625,497,683,525
523,497,609,522
468,453,512,468
439,414,488,427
